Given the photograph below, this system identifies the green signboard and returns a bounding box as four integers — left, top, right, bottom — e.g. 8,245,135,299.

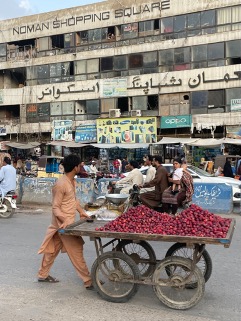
161,115,192,129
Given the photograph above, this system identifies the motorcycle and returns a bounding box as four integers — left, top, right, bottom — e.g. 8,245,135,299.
0,191,17,218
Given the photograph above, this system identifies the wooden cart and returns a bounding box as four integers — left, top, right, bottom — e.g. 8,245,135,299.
59,218,236,310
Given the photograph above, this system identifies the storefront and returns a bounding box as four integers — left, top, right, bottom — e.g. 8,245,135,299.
159,115,192,161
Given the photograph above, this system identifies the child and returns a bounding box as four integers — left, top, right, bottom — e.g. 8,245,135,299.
171,167,183,195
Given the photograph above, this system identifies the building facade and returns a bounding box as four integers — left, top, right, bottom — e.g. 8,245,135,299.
0,0,241,149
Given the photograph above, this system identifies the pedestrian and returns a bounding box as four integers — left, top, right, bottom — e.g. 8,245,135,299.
37,154,93,289
121,158,128,173
223,158,234,178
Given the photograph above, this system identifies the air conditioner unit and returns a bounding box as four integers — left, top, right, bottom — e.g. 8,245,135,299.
131,110,142,117
109,109,121,118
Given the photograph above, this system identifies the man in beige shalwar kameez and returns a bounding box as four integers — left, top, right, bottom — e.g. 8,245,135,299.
37,154,93,289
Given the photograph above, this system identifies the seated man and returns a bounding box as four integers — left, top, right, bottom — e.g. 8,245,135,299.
115,160,143,194
0,156,17,198
78,161,89,178
140,156,169,209
140,155,156,194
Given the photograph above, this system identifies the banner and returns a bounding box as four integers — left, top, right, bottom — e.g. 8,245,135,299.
75,124,97,143
161,115,192,129
102,78,127,97
96,117,157,144
51,120,73,141
226,125,241,139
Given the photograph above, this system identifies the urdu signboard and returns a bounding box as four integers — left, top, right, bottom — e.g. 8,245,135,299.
96,117,157,144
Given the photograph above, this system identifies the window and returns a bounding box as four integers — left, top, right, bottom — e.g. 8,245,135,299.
161,17,173,35
201,10,216,27
88,29,101,43
159,49,174,65
207,43,224,60
86,100,100,114
132,96,147,110
87,59,99,73
62,101,75,115
226,40,241,57
187,12,200,29
208,90,224,107
226,88,241,112
191,91,208,108
143,52,157,68
139,20,154,32
0,44,6,58
100,57,113,71
114,56,127,70
50,102,62,116
121,23,138,39
217,7,232,32
37,65,49,79
192,45,207,62
75,60,86,74
232,6,241,30
174,47,190,64
129,54,143,68
174,15,186,32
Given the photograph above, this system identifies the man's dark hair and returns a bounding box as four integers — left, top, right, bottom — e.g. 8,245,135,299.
147,155,153,162
173,157,182,164
62,154,80,173
154,156,162,164
3,156,11,165
129,160,139,168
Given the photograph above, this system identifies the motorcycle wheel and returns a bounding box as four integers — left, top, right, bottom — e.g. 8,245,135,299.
0,199,15,219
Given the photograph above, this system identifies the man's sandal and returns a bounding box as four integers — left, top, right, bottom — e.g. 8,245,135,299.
38,275,59,283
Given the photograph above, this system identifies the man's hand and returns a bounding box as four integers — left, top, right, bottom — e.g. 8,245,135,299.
60,218,72,229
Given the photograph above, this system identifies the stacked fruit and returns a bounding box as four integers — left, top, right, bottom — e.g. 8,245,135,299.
95,204,231,238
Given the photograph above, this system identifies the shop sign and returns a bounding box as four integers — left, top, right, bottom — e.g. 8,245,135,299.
51,120,73,141
96,117,157,144
231,99,241,112
75,124,97,143
161,115,192,129
226,125,241,139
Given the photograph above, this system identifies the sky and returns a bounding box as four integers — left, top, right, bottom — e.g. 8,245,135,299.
0,0,103,20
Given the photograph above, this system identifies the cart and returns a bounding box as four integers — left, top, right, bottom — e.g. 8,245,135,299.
59,216,235,310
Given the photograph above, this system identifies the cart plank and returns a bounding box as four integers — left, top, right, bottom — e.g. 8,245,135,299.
59,218,235,247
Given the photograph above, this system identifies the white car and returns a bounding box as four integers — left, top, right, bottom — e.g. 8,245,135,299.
163,164,241,204
123,164,241,204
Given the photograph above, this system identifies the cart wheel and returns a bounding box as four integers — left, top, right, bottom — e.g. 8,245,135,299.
152,256,205,310
115,240,156,277
0,199,15,219
91,251,140,303
165,243,212,286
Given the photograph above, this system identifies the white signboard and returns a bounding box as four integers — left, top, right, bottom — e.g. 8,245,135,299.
231,99,241,111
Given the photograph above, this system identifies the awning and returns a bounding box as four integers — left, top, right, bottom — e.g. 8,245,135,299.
91,143,150,149
5,141,40,149
188,138,223,147
221,138,241,146
154,137,198,145
47,141,89,148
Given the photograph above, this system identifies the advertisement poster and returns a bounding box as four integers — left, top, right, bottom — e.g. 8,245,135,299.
75,124,97,143
97,117,157,144
52,120,73,141
226,125,241,139
102,78,127,97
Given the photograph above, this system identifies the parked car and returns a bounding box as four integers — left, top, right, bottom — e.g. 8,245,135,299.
123,164,241,204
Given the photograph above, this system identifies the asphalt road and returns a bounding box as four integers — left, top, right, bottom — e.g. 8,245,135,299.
0,207,240,321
